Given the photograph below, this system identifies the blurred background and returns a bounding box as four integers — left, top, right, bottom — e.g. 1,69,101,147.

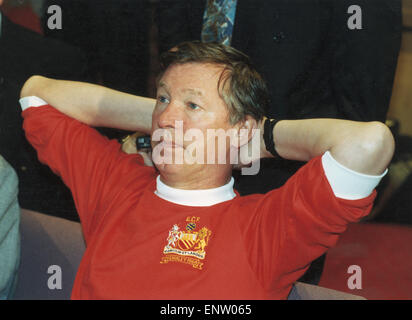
0,0,411,299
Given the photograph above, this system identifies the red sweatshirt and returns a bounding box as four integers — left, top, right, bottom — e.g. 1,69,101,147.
22,104,375,299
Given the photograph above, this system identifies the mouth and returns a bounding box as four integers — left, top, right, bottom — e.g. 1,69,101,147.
159,139,184,149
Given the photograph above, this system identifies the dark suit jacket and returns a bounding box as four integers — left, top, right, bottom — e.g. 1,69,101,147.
157,0,401,122
42,0,151,97
0,14,87,221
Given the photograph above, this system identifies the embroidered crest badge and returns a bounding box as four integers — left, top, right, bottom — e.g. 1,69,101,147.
160,217,212,270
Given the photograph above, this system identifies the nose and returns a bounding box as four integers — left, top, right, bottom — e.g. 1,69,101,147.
157,101,182,129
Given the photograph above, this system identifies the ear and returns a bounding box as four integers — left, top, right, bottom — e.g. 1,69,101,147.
230,116,258,148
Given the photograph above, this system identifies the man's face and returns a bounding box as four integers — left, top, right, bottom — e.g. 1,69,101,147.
151,62,238,184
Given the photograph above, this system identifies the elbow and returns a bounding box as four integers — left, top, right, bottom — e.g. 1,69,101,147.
362,121,395,172
20,75,48,99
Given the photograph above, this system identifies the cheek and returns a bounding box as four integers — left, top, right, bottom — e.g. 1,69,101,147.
150,121,159,146
206,108,232,129
152,106,163,123
201,111,218,122
189,111,227,131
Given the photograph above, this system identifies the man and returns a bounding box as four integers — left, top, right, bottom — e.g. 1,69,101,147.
0,2,87,220
20,42,394,299
0,155,20,300
156,0,402,284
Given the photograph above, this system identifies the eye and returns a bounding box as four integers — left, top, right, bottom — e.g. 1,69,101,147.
157,95,169,104
187,102,201,110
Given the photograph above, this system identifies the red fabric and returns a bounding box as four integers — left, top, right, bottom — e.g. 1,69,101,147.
22,105,376,300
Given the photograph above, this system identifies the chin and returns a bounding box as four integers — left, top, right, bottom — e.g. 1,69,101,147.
154,161,189,176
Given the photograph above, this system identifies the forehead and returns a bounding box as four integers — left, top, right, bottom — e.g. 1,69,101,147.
158,62,226,94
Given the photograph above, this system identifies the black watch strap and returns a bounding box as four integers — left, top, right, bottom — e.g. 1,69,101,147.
263,118,280,158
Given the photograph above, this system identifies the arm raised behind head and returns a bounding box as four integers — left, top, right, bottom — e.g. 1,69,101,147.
20,75,155,133
261,118,395,176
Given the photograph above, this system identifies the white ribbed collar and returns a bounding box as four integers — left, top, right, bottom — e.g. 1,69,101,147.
155,176,236,207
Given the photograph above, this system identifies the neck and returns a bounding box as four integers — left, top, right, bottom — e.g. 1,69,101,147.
159,164,233,190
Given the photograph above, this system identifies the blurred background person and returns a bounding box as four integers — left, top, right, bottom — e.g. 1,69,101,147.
0,0,87,221
0,154,20,300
